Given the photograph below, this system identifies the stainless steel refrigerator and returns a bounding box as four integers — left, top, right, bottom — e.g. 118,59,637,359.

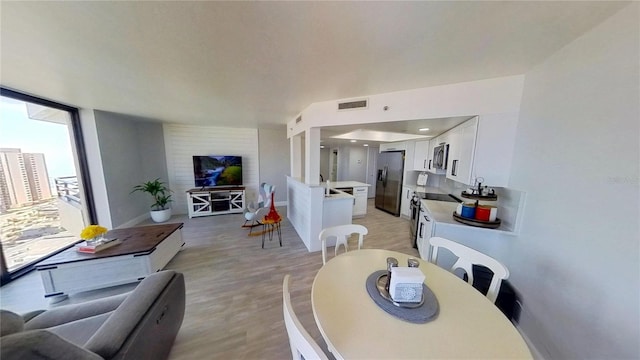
375,150,405,216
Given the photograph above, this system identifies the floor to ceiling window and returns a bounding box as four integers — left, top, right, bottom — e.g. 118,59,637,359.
0,88,95,284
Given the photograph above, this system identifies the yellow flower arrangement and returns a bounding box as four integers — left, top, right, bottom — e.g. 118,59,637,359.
80,225,108,240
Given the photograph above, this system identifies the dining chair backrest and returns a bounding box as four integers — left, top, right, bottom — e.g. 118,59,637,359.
428,236,509,303
319,224,368,265
282,275,329,360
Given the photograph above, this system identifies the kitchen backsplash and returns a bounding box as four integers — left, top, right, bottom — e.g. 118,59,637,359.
427,173,526,233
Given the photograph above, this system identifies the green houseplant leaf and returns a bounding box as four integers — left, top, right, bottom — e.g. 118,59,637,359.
131,178,173,211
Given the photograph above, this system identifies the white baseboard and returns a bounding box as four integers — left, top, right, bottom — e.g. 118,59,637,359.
118,212,150,228
123,204,286,227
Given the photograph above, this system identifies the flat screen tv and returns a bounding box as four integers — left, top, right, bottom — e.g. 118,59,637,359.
193,155,243,188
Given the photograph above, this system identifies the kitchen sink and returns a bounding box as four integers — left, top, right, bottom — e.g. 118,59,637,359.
328,189,347,196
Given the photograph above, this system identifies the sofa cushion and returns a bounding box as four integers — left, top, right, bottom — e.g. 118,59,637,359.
0,329,103,360
25,292,128,330
46,311,113,347
0,310,24,336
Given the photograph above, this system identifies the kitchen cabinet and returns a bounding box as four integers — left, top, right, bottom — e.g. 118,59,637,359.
416,206,434,260
412,140,431,171
332,182,370,218
352,186,368,217
400,186,413,218
444,114,518,187
323,196,353,233
447,117,478,184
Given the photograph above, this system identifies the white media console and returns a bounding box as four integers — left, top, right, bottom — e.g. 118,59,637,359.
187,186,246,218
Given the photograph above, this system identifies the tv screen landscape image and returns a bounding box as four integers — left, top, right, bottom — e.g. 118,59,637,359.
193,155,243,187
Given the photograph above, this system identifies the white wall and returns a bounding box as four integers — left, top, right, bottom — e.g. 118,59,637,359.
79,109,111,227
503,4,639,359
93,111,168,228
288,75,525,137
258,127,290,204
286,176,324,251
163,124,259,214
335,145,368,182
80,109,169,228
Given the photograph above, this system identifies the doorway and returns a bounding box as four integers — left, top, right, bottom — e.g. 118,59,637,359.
330,149,338,182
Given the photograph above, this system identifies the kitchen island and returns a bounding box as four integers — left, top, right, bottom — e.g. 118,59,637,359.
325,181,370,218
286,177,370,252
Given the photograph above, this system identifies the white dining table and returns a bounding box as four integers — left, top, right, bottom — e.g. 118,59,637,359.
311,249,532,359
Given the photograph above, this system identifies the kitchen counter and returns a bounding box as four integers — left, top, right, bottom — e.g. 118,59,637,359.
287,176,354,252
323,190,353,201
324,181,370,188
414,185,445,194
320,181,369,217
421,198,514,233
421,199,458,224
413,185,521,263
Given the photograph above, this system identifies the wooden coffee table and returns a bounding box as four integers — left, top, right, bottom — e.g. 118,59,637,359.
36,223,184,299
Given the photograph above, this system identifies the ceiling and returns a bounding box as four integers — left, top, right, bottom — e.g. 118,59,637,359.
0,1,628,137
320,116,474,147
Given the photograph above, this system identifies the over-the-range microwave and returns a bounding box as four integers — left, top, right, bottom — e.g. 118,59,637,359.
432,143,449,170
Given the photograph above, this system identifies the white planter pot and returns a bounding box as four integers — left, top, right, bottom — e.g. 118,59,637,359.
150,208,172,223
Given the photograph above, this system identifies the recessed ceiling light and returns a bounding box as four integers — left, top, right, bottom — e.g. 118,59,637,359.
363,144,369,147
350,140,357,143
419,128,430,132
320,145,325,149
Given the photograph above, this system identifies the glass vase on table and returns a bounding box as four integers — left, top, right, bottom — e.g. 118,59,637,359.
85,234,105,247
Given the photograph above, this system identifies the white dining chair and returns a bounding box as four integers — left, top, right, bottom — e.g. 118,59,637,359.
428,236,509,303
282,275,329,360
319,224,368,265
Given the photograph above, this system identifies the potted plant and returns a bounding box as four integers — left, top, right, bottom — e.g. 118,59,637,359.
131,178,173,223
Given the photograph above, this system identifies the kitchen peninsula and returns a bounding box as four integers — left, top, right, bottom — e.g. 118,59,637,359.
326,181,370,218
286,177,369,252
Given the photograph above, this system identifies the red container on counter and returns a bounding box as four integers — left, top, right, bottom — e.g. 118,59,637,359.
475,205,493,221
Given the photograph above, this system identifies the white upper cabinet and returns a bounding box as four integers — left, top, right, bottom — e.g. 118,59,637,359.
445,114,518,187
447,117,478,183
412,140,431,171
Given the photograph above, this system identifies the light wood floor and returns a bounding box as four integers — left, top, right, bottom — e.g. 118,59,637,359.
0,200,417,359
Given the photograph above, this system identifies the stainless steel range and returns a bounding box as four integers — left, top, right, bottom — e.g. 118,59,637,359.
415,192,462,203
409,193,421,245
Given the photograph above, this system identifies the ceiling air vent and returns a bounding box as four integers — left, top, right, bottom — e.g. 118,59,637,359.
337,99,368,111
295,115,302,123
